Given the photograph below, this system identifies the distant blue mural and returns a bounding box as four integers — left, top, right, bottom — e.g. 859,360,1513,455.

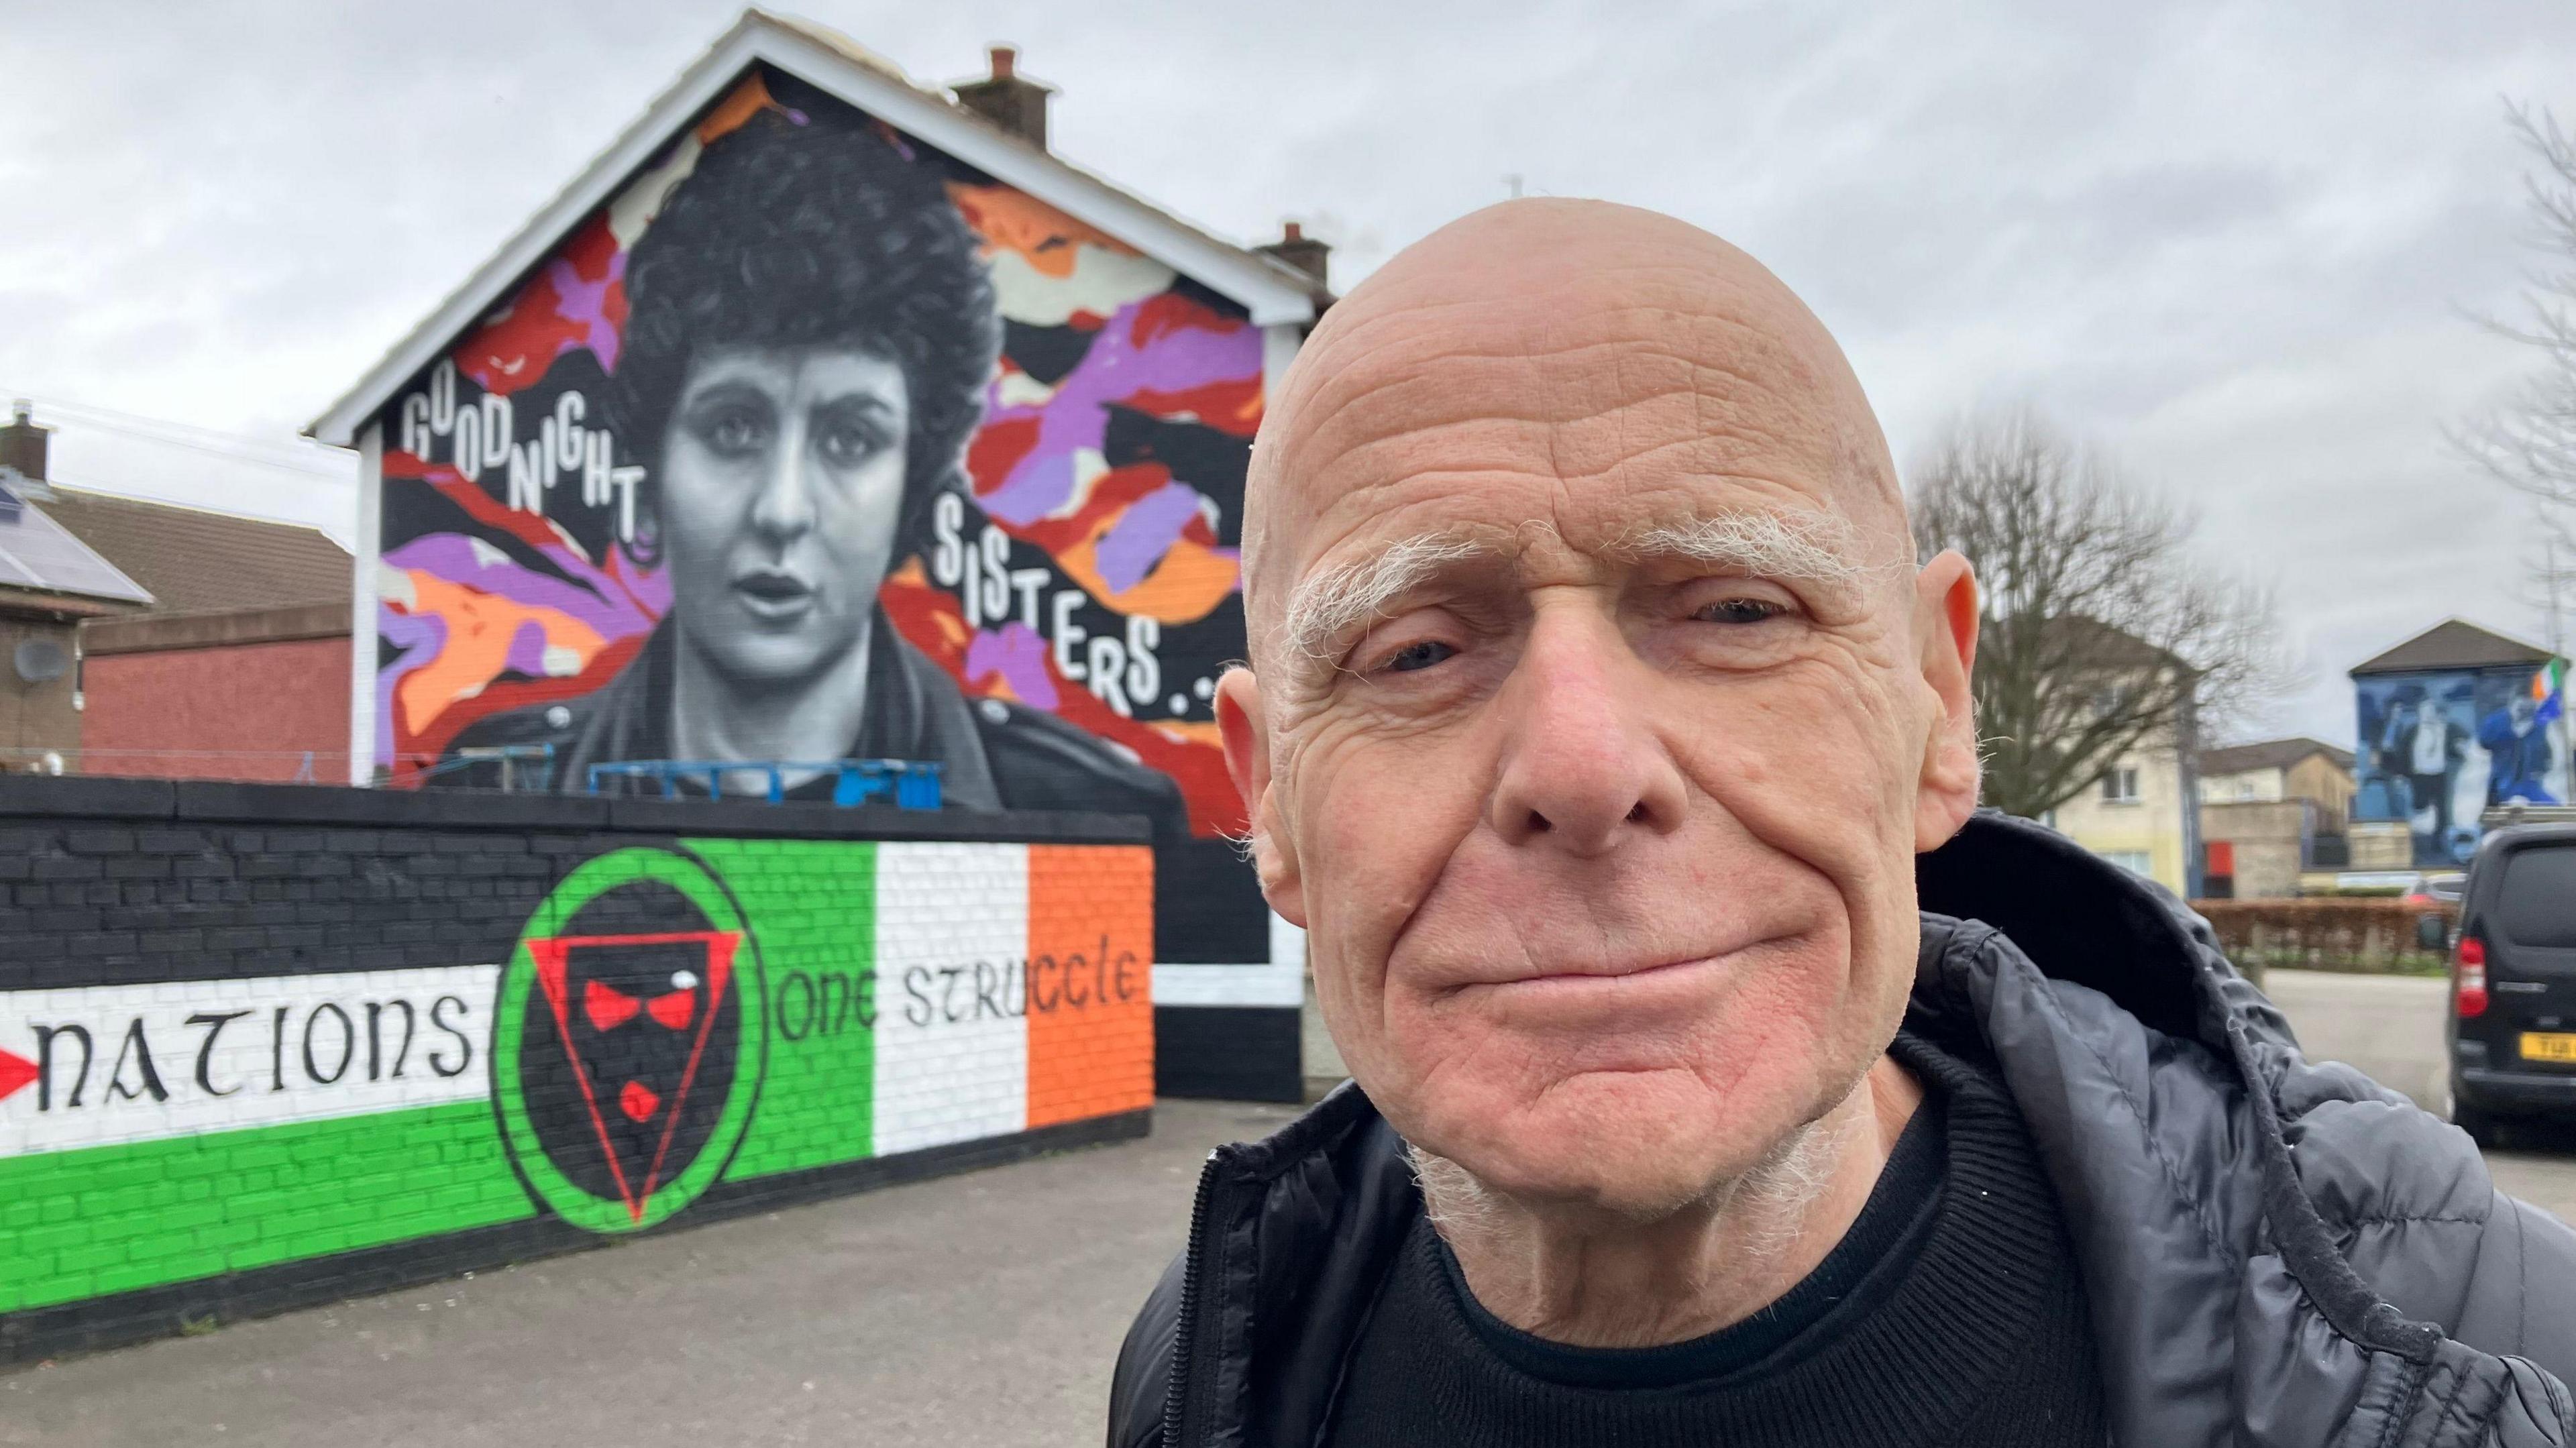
2355,666,2567,866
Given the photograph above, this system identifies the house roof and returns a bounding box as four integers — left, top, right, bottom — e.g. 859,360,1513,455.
2198,736,2355,779
2349,618,2559,677
0,475,154,606
307,8,1326,448
39,486,350,614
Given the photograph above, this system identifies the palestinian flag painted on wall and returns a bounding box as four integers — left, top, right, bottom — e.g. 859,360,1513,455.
0,840,1151,1314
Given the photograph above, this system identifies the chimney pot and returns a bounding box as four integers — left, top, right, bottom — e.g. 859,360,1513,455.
954,45,1049,148
1257,222,1332,290
0,400,48,483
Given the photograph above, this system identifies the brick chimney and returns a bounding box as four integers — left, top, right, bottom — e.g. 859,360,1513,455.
953,46,1055,150
0,400,49,483
1258,221,1332,288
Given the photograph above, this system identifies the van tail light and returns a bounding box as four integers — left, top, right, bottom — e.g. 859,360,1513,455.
2455,935,2488,1019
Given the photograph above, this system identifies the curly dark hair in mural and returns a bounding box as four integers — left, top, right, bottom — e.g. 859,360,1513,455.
608,107,1000,565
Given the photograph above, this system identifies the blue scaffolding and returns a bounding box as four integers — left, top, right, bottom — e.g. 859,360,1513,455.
583,759,944,810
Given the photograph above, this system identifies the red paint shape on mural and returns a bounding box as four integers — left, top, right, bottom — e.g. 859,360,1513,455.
647,990,696,1032
965,416,1043,500
0,1046,36,1103
1127,291,1232,347
619,1079,661,1123
584,979,641,1032
458,215,627,396
1120,376,1265,437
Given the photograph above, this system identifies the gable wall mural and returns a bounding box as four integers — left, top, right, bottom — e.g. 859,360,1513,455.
373,70,1258,859
2353,665,2568,867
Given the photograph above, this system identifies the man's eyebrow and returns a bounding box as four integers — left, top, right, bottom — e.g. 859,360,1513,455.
1274,510,1883,667
1281,531,1490,665
1610,510,1876,590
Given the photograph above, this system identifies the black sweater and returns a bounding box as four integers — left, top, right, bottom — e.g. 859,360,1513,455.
1322,1033,2106,1447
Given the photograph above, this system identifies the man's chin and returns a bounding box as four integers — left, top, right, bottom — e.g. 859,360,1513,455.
1409,1068,1792,1220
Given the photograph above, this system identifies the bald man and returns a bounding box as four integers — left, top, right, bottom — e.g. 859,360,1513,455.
1108,202,2575,1448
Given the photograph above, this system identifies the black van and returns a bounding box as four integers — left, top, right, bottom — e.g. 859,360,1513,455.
2448,822,2576,1145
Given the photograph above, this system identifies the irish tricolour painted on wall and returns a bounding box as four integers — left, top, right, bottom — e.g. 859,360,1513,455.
0,840,1152,1314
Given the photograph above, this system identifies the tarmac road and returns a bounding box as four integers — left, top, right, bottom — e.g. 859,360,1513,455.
7,971,2570,1446
2264,968,2576,1221
0,1098,1301,1448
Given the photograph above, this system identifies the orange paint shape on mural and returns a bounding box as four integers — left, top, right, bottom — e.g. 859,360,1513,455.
1024,844,1156,1129
391,572,607,735
696,73,786,146
946,182,1139,273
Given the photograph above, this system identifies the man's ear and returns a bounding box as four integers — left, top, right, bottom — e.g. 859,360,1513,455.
1913,551,1982,852
1216,666,1307,927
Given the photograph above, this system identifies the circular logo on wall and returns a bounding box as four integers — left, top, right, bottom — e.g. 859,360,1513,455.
493,848,767,1233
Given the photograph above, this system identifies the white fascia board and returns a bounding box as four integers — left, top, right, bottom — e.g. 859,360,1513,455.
309,15,1315,447
348,421,383,785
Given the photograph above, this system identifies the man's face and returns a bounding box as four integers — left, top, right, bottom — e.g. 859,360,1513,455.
1224,205,1977,1219
657,345,911,687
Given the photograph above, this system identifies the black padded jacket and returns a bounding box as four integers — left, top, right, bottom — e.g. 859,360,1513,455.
1108,812,2576,1447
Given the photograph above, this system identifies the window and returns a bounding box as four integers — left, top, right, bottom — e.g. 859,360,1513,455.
2099,850,2153,875
2100,767,2141,804
2496,844,2576,948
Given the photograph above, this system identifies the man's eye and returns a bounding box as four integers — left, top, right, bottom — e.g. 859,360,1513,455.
1381,640,1456,673
1694,597,1786,625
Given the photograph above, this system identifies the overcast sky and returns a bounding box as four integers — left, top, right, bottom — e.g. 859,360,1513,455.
5,0,2573,748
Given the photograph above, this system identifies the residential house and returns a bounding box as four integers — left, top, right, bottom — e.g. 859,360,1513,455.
2047,733,2192,893
0,401,354,781
2196,736,2357,897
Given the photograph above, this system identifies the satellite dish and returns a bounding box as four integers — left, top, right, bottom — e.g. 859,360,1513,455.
13,638,66,683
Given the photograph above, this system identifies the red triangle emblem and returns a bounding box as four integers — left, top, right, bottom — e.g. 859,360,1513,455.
0,1046,35,1104
526,930,741,1223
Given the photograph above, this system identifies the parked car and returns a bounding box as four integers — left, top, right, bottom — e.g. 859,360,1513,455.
2446,823,2576,1145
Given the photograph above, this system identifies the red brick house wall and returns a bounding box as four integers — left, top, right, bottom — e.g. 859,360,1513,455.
80,604,350,782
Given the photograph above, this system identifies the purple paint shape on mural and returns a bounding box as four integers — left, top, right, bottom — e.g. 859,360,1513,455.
385,534,665,643
1092,482,1201,595
964,622,1059,712
376,609,449,763
548,249,629,372
504,620,553,677
976,298,1260,528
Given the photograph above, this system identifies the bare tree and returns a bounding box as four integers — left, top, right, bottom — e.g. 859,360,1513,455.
1910,410,2290,823
2453,104,2576,595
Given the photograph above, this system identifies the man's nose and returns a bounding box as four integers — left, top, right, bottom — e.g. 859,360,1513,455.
748,430,817,544
1487,609,1688,854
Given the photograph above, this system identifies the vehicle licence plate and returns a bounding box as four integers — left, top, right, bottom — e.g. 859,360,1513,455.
2522,1033,2576,1065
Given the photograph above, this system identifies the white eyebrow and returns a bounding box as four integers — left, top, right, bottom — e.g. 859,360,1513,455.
1611,510,1873,588
1275,509,1875,669
1281,532,1487,665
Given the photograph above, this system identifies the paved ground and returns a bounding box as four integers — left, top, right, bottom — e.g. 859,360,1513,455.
2265,968,2576,1221
7,972,2570,1445
0,1099,1301,1448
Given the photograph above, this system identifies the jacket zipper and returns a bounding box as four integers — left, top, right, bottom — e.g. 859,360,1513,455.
1163,1147,1231,1447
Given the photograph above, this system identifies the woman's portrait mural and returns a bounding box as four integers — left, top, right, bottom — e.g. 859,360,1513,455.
372,70,1264,851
